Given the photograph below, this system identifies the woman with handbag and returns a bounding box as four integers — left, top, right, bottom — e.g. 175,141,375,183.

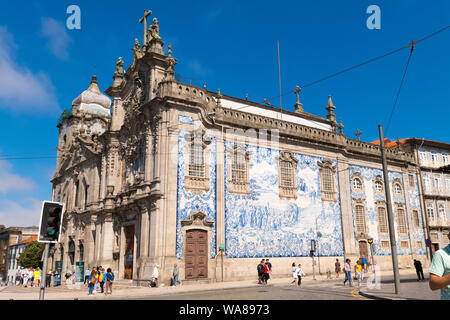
88,268,96,296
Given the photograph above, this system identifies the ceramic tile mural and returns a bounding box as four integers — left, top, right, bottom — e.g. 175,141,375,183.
224,142,344,258
348,165,426,256
176,130,217,259
178,115,194,125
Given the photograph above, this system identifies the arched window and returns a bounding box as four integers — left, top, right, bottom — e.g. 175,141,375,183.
375,180,383,193
353,178,362,191
79,242,84,261
438,204,445,218
393,183,402,196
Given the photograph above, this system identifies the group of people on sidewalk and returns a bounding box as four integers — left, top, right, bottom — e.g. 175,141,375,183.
85,266,114,296
257,259,272,285
290,263,306,286
13,267,61,288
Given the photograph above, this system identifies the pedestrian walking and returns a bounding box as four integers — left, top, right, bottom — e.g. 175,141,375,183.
33,268,40,287
361,255,367,280
84,268,90,285
262,261,269,285
46,269,52,287
15,270,21,286
413,259,425,281
105,268,114,295
88,268,96,296
257,260,265,284
343,259,352,287
297,264,306,286
27,268,33,287
99,268,105,293
354,260,362,290
335,259,341,278
52,269,59,287
429,230,450,300
290,263,297,286
267,259,272,283
94,267,101,293
172,264,182,287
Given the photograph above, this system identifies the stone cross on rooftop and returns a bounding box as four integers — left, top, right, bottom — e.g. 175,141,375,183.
139,10,152,45
355,129,362,141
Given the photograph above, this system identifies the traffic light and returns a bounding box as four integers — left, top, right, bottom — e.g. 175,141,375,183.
38,201,64,243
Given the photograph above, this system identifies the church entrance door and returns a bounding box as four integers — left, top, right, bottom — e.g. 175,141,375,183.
124,225,134,279
185,229,208,279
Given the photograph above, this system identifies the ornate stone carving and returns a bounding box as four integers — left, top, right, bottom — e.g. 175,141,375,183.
180,210,214,228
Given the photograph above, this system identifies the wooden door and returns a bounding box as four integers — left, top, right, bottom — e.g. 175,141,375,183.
124,225,134,279
185,230,208,279
359,240,368,258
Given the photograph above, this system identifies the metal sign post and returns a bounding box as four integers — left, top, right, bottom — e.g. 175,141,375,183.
39,243,50,300
310,240,316,280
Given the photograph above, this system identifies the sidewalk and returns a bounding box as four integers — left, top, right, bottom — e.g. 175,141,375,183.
0,268,438,300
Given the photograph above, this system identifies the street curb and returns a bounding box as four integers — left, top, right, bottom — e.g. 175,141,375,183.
358,290,395,300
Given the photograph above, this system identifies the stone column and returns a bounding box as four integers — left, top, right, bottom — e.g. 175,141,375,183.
337,156,356,257
101,212,114,268
215,126,225,282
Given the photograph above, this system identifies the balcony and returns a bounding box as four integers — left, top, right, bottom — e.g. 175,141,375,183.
423,186,450,198
428,217,449,228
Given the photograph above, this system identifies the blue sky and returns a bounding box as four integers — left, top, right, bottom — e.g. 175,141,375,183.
0,0,448,227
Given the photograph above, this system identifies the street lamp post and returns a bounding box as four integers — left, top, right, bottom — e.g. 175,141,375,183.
378,125,401,294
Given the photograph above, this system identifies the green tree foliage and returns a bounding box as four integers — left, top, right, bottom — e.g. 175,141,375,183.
17,241,44,269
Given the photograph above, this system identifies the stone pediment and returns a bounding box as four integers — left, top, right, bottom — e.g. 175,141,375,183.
180,211,214,228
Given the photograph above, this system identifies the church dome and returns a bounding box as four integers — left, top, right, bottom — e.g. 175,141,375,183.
72,75,111,117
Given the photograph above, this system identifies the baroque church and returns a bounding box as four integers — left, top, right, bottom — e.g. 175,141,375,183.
50,11,429,284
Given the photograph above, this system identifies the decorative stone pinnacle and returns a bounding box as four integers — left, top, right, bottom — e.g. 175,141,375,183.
338,119,344,134
91,75,97,84
294,85,303,113
168,44,172,57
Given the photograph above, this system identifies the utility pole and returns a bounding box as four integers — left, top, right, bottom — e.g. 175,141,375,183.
39,243,50,300
378,125,401,294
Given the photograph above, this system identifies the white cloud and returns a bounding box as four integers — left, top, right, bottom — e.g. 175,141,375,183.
39,17,71,60
0,160,36,194
188,60,210,77
0,198,41,227
0,26,59,112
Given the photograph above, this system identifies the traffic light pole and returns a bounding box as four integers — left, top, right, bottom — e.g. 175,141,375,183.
378,125,401,294
39,243,50,300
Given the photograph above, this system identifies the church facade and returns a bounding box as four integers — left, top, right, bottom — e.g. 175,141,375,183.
49,12,429,284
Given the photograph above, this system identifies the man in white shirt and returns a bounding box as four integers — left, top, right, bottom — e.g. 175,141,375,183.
429,230,450,300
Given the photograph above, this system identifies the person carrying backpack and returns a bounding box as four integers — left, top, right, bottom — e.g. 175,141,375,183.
257,260,265,284
105,268,114,295
88,268,97,296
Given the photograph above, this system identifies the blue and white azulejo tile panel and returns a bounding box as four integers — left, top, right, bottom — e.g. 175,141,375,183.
224,142,344,258
175,130,217,259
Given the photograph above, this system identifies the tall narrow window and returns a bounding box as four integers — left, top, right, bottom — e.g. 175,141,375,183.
74,180,80,208
427,203,434,219
438,204,445,218
189,142,205,178
355,204,367,234
377,206,388,234
408,174,415,188
84,183,89,209
184,130,210,193
353,178,362,191
397,205,407,235
318,159,337,202
280,161,295,188
229,144,250,194
393,183,402,196
231,146,246,183
278,152,298,199
412,209,420,228
375,181,383,193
